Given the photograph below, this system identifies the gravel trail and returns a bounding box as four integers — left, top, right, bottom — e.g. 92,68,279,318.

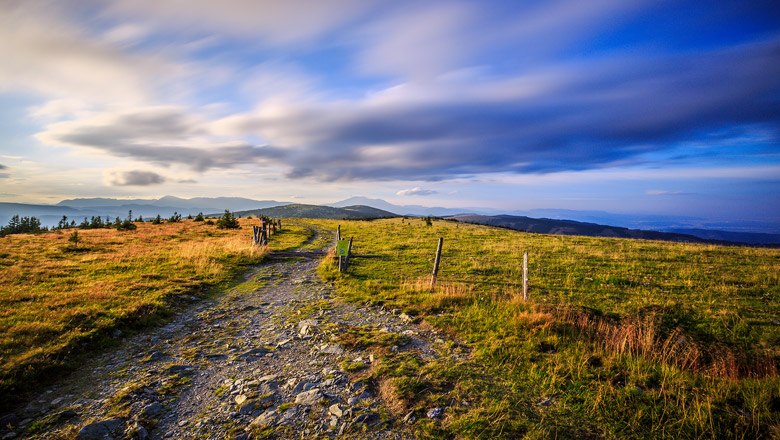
5,238,460,439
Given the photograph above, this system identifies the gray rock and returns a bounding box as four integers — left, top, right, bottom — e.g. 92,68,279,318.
353,412,380,425
277,408,298,425
319,344,344,355
294,388,323,405
237,348,267,361
57,409,79,421
76,418,126,440
0,414,19,429
347,397,360,405
140,402,163,419
129,423,148,440
292,382,318,394
164,365,194,376
1,433,16,440
426,407,444,419
328,404,343,418
248,410,277,429
257,374,277,383
238,402,256,415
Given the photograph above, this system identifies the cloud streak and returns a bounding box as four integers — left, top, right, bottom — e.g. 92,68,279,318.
104,170,166,186
396,187,438,196
38,107,285,171
219,37,780,181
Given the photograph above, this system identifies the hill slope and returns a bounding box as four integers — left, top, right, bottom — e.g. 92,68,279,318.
451,214,715,243
235,203,396,219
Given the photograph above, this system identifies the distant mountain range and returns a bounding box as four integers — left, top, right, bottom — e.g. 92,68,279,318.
329,196,497,217
2,195,779,245
233,204,395,220
1,196,288,227
451,214,715,244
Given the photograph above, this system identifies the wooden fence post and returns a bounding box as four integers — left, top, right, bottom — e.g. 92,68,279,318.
523,251,528,301
337,225,341,241
344,237,353,269
430,237,443,290
252,225,260,245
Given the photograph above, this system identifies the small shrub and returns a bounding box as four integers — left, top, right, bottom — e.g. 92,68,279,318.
216,210,240,229
68,230,80,247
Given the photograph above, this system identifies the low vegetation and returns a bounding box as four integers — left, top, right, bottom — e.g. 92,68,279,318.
3,215,777,437
310,218,779,439
0,218,311,403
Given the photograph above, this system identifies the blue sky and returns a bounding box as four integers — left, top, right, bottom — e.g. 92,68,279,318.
1,0,779,223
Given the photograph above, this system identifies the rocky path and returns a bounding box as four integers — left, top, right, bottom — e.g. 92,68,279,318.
4,238,461,439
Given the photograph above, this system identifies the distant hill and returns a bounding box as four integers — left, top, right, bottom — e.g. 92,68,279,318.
451,214,717,244
1,196,288,227
58,196,286,212
234,204,397,219
664,228,780,246
330,196,491,217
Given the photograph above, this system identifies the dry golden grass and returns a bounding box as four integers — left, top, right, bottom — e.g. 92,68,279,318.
0,218,308,398
534,304,778,379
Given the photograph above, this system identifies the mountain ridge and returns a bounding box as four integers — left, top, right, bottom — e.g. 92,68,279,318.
233,204,396,219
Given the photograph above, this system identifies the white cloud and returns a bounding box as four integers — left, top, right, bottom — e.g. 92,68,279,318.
646,189,694,196
397,187,438,196
28,99,90,120
104,169,166,186
0,2,160,105
37,106,285,171
356,3,478,79
106,0,376,45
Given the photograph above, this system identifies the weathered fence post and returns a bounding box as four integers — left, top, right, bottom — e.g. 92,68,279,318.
430,237,444,290
523,251,528,300
252,225,260,245
344,237,353,270
337,225,341,241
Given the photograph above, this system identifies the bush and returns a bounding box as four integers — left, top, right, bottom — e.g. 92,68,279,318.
216,210,240,229
194,212,205,222
152,215,163,225
68,230,80,247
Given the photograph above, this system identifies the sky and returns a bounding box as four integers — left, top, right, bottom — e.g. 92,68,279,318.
1,0,779,223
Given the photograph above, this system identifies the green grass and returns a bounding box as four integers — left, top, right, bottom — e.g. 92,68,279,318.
0,219,311,404
305,218,779,439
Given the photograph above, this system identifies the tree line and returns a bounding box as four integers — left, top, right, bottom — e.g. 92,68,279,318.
1,209,245,237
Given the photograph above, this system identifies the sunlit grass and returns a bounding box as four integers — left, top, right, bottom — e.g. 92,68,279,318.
309,217,780,438
0,219,310,399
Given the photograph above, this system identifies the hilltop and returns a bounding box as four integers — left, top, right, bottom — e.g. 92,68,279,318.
234,203,396,219
450,214,714,243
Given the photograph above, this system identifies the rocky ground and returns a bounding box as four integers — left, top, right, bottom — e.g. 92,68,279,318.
2,239,464,439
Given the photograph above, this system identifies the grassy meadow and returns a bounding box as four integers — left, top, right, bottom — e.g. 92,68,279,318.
0,218,311,401
2,216,778,438
308,218,779,439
